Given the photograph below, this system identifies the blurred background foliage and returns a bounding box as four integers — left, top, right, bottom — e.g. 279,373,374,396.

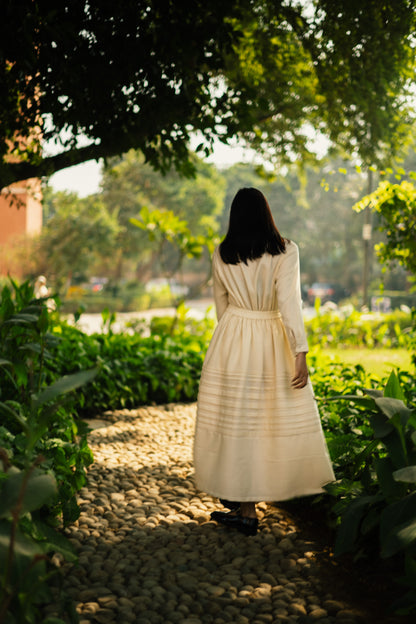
3,146,416,316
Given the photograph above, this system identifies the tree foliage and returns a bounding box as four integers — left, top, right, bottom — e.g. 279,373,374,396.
305,0,416,165
39,188,120,288
221,161,369,292
36,153,410,297
102,151,225,236
354,178,416,283
35,153,224,290
131,205,219,281
101,151,224,280
0,0,415,187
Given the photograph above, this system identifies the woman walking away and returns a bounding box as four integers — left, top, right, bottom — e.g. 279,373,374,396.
193,188,335,536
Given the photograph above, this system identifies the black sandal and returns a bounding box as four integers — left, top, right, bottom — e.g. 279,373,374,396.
211,510,258,536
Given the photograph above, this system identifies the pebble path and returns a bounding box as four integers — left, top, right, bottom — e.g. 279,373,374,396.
46,404,366,624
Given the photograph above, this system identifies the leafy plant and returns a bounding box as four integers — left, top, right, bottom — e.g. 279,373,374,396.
0,278,96,523
353,179,416,287
0,454,77,624
45,304,214,416
324,371,416,614
0,279,97,623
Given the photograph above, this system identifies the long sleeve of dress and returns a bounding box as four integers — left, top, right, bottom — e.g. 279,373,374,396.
275,242,309,354
212,247,228,321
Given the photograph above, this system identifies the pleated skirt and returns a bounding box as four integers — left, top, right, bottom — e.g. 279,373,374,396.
193,305,335,502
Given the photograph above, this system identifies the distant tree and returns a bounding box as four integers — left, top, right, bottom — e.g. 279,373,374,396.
1,1,414,187
39,188,119,289
101,151,225,281
131,204,220,299
103,151,224,233
221,161,379,293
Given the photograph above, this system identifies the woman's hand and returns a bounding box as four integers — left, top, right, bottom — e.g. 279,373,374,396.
291,352,309,389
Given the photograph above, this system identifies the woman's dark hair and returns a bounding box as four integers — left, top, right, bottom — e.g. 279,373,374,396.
219,187,286,264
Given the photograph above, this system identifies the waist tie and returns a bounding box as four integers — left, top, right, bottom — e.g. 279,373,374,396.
227,304,282,320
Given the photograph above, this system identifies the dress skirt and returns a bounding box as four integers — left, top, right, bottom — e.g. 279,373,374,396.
194,305,335,502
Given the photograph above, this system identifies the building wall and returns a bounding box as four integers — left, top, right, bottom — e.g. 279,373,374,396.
0,178,42,276
0,179,42,245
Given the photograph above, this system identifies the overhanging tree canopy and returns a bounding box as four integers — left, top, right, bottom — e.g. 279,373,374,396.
1,0,415,187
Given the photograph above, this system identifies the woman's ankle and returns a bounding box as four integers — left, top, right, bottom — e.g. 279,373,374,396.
240,502,257,518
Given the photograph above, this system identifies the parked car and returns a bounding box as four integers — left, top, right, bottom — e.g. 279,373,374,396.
307,282,347,305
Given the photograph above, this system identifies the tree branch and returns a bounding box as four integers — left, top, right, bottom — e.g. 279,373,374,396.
0,142,116,189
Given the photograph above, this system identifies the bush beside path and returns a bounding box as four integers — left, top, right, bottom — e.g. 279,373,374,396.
44,404,402,624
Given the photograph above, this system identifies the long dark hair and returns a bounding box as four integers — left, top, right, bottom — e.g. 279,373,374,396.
219,187,286,264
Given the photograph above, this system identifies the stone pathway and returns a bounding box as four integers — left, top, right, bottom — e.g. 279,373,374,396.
46,404,367,624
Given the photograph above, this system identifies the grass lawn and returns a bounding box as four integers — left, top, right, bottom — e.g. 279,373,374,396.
312,347,413,378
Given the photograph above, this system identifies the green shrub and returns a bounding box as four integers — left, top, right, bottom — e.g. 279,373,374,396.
0,280,96,524
305,307,413,349
410,309,416,369
306,351,416,614
0,279,96,623
309,357,380,476
323,371,416,615
45,303,214,416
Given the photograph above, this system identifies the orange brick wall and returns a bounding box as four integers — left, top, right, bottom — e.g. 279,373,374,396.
0,179,42,245
0,178,42,276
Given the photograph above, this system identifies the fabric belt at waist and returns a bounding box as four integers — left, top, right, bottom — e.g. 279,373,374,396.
227,305,282,320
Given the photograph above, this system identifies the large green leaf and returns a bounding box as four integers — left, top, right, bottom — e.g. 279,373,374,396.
375,396,413,421
0,520,46,576
369,412,394,439
394,466,416,484
375,456,403,499
383,370,406,401
334,494,383,557
326,394,376,409
381,517,416,558
0,469,57,518
32,368,98,408
380,492,416,556
0,401,28,432
352,439,380,476
18,342,44,355
4,312,39,325
32,519,78,562
364,388,384,399
382,429,408,469
360,507,382,537
21,304,44,314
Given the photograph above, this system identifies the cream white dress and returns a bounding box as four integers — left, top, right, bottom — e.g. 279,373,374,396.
194,241,335,502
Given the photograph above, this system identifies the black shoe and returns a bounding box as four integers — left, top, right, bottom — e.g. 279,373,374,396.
219,498,240,511
210,509,236,522
212,512,259,536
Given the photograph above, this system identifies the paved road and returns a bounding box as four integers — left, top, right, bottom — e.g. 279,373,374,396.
64,299,216,335
65,300,316,335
